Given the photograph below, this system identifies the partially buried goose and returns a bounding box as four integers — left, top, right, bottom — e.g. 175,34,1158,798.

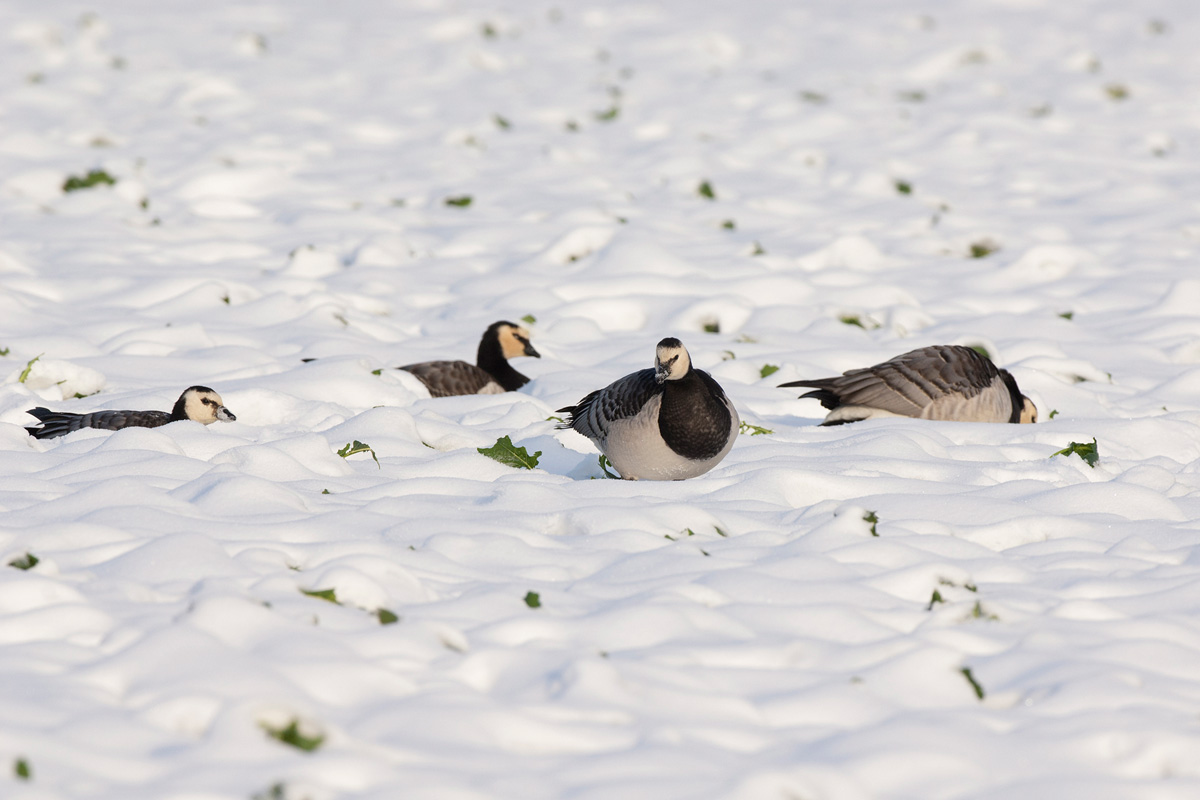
779,344,1037,425
26,385,236,439
400,321,540,398
557,337,739,480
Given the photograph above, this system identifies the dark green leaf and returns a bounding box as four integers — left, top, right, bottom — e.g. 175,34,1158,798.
839,314,865,329
697,180,716,200
863,511,879,537
262,719,324,752
493,113,511,130
14,758,31,780
444,195,473,207
894,179,913,195
1051,438,1098,467
1058,311,1074,321
961,667,985,700
301,587,339,604
477,435,541,469
927,589,944,610
598,454,619,479
759,364,779,379
337,440,380,468
8,553,38,570
524,591,541,608
63,169,116,192
521,313,536,325
703,320,720,333
969,240,999,258
1049,409,1059,419
721,219,736,230
376,608,400,625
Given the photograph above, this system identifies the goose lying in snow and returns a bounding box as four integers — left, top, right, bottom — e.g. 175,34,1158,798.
400,321,540,397
26,386,237,439
557,337,739,480
779,344,1037,425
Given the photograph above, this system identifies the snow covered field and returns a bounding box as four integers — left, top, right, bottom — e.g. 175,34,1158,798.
3,0,1200,797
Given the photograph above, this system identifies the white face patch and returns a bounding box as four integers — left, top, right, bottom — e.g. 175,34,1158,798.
654,341,691,382
185,390,235,424
498,325,535,359
1020,396,1038,424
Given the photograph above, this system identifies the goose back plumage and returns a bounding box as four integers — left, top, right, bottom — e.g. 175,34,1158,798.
26,386,236,440
401,320,539,398
780,345,1036,425
558,338,739,480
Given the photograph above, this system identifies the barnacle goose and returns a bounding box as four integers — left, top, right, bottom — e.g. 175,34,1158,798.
400,321,540,398
779,344,1037,425
557,337,739,480
26,386,237,439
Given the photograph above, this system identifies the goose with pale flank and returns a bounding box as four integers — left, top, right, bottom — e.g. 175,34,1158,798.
26,386,236,439
779,344,1037,425
557,337,739,480
400,321,540,397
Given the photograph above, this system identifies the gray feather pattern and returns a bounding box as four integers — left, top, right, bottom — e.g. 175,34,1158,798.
401,360,499,398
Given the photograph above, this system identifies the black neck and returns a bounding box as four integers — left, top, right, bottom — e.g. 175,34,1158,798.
1000,371,1022,423
657,368,731,459
169,395,190,421
478,337,529,391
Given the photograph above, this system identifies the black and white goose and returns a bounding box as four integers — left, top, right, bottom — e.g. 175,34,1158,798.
557,337,739,480
779,344,1037,425
400,321,540,398
26,385,237,440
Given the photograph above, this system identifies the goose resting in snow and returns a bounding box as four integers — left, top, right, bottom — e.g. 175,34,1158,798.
557,337,739,480
779,344,1037,425
26,386,236,439
400,321,540,397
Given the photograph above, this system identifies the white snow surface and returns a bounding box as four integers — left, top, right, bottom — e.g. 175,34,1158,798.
3,0,1200,797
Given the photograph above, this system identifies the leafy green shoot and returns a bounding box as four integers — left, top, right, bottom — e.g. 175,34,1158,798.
524,591,541,609
18,354,42,383
301,587,339,604
927,589,944,610
63,169,117,192
521,313,536,325
721,219,736,230
702,320,720,333
444,195,473,207
714,526,728,538
545,415,564,423
376,608,400,625
894,179,913,195
337,440,380,468
863,511,879,537
594,105,619,122
739,421,773,436
697,180,716,200
262,719,325,752
759,364,779,379
478,435,541,469
838,314,866,329
1049,409,1059,419
8,553,38,571
598,454,620,479
0,346,8,356
960,667,985,700
1058,311,1074,321
14,758,31,780
371,368,383,375
1051,438,1098,468
969,239,999,258
493,113,512,130
971,601,998,621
